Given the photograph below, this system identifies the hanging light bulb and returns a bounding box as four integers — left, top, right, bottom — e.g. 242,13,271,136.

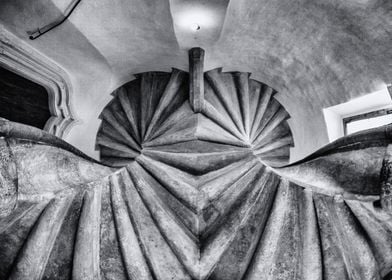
190,23,201,31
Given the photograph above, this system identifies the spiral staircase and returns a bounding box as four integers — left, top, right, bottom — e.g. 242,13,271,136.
0,49,391,280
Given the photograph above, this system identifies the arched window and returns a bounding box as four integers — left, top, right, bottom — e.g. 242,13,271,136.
0,27,75,138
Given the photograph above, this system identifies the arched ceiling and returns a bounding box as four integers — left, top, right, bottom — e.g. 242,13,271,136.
0,0,391,160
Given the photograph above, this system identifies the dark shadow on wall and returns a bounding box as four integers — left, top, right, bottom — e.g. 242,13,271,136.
384,271,392,280
0,66,50,129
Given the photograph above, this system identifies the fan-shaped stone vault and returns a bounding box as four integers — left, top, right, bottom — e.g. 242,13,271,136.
0,49,391,280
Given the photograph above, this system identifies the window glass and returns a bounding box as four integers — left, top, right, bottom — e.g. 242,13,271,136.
345,113,392,135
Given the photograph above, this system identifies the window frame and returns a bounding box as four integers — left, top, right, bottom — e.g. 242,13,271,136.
343,108,392,136
0,27,75,138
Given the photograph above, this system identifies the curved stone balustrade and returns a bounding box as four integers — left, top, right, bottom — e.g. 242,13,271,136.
0,119,391,279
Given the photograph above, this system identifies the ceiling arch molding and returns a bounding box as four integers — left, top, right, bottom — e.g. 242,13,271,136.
0,26,76,138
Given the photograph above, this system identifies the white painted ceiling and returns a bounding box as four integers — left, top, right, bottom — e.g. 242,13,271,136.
0,0,391,160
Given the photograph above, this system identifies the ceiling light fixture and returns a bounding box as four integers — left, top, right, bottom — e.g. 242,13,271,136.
190,23,201,31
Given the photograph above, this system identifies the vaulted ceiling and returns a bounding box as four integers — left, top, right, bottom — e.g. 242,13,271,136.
0,0,391,160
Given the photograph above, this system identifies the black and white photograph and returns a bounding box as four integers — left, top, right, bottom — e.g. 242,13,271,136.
0,0,391,279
